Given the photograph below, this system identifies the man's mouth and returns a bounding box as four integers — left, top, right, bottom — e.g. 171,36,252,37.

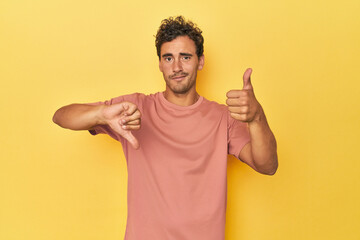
170,73,188,81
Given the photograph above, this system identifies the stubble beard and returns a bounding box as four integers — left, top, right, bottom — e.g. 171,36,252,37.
165,72,197,94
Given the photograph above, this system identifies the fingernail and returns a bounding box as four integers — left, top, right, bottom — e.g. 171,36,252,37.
122,125,126,129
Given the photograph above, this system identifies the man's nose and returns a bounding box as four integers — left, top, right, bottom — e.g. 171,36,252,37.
173,59,183,72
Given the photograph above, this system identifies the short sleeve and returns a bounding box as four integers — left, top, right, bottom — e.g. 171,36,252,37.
227,112,251,158
87,93,146,143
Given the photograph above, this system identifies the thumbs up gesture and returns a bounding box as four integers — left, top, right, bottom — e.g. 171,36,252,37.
226,68,263,122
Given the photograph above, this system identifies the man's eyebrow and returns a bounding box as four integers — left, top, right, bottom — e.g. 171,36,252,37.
180,53,193,56
161,53,193,58
161,53,173,58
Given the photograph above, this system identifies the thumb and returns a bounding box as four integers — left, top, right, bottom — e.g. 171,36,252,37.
123,132,140,149
242,68,253,90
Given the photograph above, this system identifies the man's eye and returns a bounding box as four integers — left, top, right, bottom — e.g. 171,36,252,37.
165,57,173,62
183,56,191,60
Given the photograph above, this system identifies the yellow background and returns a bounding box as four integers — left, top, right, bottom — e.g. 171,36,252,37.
1,0,359,239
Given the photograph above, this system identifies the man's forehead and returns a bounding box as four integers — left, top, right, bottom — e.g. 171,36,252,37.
160,36,196,55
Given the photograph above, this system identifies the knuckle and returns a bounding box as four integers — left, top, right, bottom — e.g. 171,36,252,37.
230,112,238,119
228,106,237,113
240,114,248,121
241,91,249,97
227,90,241,98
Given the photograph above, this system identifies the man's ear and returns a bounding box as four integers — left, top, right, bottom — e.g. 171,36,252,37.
159,59,163,72
198,55,205,70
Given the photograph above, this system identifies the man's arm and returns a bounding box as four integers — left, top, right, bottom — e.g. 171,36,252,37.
52,102,142,149
238,109,278,175
53,104,106,130
227,68,278,175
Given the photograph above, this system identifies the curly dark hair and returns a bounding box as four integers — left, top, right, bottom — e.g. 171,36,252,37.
155,16,204,59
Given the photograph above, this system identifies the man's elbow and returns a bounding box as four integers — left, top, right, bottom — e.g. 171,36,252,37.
263,165,278,175
52,108,68,128
52,113,58,125
52,109,62,126
256,157,278,176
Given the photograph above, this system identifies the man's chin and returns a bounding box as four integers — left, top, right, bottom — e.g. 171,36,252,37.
168,85,190,94
172,88,189,94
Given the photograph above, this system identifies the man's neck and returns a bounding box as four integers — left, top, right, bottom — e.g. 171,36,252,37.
163,89,200,107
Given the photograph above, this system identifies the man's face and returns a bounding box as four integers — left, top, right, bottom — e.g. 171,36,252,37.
159,36,204,95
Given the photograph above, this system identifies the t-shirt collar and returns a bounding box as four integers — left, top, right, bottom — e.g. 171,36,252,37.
159,91,204,110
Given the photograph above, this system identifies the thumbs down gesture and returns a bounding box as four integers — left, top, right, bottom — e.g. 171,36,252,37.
226,68,263,122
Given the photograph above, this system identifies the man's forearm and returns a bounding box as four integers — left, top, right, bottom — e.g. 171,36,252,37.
52,104,106,130
248,108,278,175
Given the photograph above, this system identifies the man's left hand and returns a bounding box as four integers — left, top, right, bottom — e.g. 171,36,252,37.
226,68,263,122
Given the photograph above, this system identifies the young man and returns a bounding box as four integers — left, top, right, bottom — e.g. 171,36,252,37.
53,16,278,240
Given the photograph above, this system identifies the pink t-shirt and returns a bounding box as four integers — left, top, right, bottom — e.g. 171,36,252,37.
89,92,250,240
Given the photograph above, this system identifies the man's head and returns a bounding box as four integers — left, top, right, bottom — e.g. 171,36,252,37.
156,16,205,96
155,16,204,59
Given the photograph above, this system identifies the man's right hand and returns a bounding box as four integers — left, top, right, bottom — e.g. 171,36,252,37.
101,102,141,149
53,101,141,150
